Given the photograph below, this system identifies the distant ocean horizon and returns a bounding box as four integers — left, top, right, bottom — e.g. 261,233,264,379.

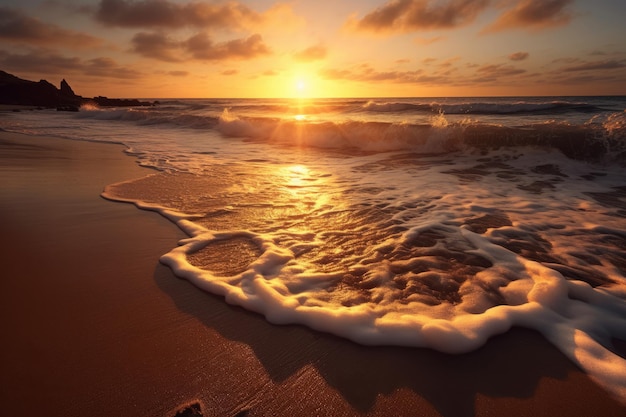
2,95,626,403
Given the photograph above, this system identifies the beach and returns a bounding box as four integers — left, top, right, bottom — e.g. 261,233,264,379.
0,130,624,417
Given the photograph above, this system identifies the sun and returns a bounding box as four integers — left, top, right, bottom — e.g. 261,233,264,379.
289,68,323,98
295,79,307,92
294,76,310,98
278,69,340,98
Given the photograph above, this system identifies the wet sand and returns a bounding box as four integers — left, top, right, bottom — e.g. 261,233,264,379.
0,131,624,417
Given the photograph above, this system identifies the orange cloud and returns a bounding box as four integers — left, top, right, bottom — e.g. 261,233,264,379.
185,33,270,60
320,60,528,87
320,65,449,85
0,48,141,79
471,63,527,83
0,7,102,48
348,0,490,33
483,0,575,32
293,45,327,62
95,0,256,28
130,31,271,62
414,36,445,45
93,0,298,31
509,51,529,61
562,59,626,72
131,31,181,62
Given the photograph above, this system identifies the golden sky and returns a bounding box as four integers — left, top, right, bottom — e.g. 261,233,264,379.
1,0,625,98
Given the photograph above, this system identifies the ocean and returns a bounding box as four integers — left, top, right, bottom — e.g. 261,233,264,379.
2,96,626,402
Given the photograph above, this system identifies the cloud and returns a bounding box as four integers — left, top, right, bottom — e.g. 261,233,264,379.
94,0,273,30
414,36,445,45
168,70,189,76
483,0,575,32
562,59,626,72
0,6,102,48
477,64,526,76
184,32,271,60
0,48,81,74
508,51,529,61
131,31,182,62
0,48,142,79
320,64,448,85
471,63,526,82
130,31,271,61
83,57,143,79
221,69,239,76
348,0,490,34
293,45,327,62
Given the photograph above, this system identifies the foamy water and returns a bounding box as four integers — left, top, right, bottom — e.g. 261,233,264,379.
2,96,626,403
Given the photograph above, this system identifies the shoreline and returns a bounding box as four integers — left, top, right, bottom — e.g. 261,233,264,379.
0,131,625,416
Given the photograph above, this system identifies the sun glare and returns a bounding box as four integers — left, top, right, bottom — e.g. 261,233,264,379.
294,76,309,98
290,70,321,98
275,69,344,98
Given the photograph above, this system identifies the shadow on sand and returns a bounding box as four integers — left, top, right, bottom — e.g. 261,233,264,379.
154,264,624,417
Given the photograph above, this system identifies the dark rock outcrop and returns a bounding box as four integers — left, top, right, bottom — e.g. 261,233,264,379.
0,70,154,108
0,70,81,107
59,78,76,96
90,96,151,107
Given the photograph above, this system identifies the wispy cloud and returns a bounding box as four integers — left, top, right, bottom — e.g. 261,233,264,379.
0,48,142,79
83,56,143,78
562,59,626,72
347,0,490,34
483,0,575,33
414,36,445,45
93,0,301,31
508,51,529,61
475,64,527,79
130,31,271,62
130,31,181,62
320,64,447,85
293,44,327,62
0,6,102,48
168,70,189,77
185,33,271,60
94,0,260,29
318,59,526,87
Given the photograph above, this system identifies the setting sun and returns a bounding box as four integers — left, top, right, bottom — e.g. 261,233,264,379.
292,73,315,98
295,79,306,92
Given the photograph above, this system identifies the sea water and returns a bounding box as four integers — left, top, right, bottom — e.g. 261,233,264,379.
2,96,626,403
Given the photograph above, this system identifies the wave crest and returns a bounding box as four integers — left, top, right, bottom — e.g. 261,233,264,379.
363,100,606,115
217,109,626,161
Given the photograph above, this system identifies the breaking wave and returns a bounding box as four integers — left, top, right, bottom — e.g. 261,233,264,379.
362,99,607,115
69,99,626,161
216,108,626,161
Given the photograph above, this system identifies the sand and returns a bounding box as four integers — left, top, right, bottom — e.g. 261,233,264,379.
0,131,624,417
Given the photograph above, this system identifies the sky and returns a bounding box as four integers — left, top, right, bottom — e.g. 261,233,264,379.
0,0,625,98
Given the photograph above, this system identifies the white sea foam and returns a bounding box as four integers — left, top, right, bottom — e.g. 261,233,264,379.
154,208,626,402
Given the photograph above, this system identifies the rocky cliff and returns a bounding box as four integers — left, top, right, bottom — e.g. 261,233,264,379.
0,70,153,108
